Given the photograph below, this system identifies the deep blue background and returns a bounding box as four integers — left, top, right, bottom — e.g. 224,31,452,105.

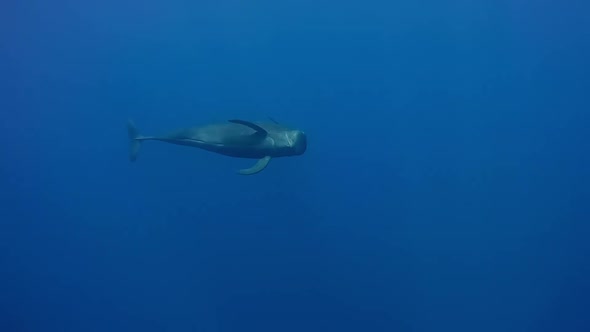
1,0,589,331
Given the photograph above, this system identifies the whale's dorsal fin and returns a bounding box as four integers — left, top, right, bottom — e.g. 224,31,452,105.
238,156,272,175
267,116,280,124
229,119,267,137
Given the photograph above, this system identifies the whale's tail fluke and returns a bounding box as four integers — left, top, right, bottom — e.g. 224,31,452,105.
127,120,142,162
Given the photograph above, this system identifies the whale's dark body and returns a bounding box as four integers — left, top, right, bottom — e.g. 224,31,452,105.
127,119,307,175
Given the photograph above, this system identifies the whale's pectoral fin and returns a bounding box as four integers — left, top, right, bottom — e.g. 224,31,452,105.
229,119,268,138
238,156,272,175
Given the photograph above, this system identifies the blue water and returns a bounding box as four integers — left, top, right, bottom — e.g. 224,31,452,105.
1,1,589,331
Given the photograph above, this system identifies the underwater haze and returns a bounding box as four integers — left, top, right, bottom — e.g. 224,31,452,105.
1,0,589,331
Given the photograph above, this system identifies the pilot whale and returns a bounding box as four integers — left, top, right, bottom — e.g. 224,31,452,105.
127,118,307,175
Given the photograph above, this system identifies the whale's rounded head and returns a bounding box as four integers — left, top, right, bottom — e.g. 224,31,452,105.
291,130,307,155
274,129,307,156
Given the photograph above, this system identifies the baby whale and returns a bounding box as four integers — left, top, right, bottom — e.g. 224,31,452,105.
127,118,307,175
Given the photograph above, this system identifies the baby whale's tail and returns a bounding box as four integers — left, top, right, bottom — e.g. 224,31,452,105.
127,120,142,161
